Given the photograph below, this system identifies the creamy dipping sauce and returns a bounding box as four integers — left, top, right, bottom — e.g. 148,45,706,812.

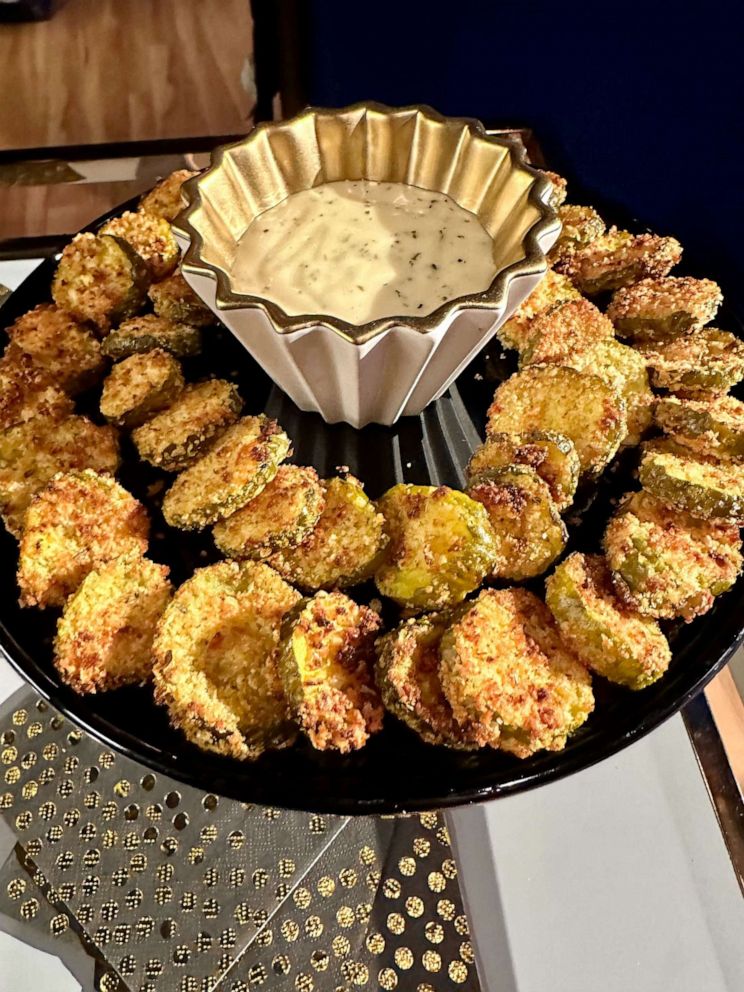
230,180,497,324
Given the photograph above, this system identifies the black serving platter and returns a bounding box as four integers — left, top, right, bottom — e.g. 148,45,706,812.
1,191,743,815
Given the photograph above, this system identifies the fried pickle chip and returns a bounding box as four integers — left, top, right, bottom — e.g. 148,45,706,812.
99,349,184,428
555,228,682,295
6,304,105,394
278,591,383,753
638,327,744,396
162,415,290,529
546,552,671,689
17,470,149,608
607,277,722,341
487,365,627,476
374,484,497,611
439,588,594,757
102,313,202,360
0,350,73,430
469,430,579,512
148,271,213,327
52,232,150,331
520,298,615,367
497,269,581,353
467,467,567,580
153,561,300,759
603,489,742,620
548,204,606,266
0,414,120,537
139,169,199,222
101,211,179,280
214,464,325,560
654,394,744,460
375,615,482,748
54,552,171,693
269,475,386,591
639,447,744,523
131,378,242,472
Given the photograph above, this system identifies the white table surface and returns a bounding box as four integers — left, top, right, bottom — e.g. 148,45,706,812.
1,259,742,992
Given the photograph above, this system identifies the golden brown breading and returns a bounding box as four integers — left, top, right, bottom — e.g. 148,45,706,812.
131,378,242,472
214,464,325,560
52,232,150,331
638,327,744,395
278,591,383,753
138,169,199,222
152,561,301,760
439,588,594,757
375,615,482,748
469,430,580,511
554,227,682,295
487,365,627,476
521,298,615,366
17,470,149,608
148,271,213,327
102,313,202,360
639,447,744,523
6,304,105,394
269,474,386,591
101,211,179,280
539,170,568,207
654,394,744,460
162,415,290,529
497,269,581,353
374,484,497,611
545,552,671,689
603,489,742,620
607,277,722,340
54,552,171,693
99,348,185,428
0,414,120,538
549,204,606,266
0,350,73,431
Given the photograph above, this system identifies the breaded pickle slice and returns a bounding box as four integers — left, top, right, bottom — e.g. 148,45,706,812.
467,467,567,580
469,430,579,512
603,490,741,620
6,304,105,394
139,169,198,222
214,464,324,560
148,271,213,327
101,211,179,280
654,394,744,460
52,232,150,331
539,170,568,207
131,378,242,471
152,561,301,759
0,414,120,537
374,484,497,611
638,328,744,396
497,270,581,353
102,314,202,360
555,228,682,295
439,588,594,757
520,298,615,367
639,448,744,523
549,204,606,266
607,277,722,341
100,349,184,428
487,365,627,476
270,475,386,590
545,553,671,689
375,615,481,748
278,591,383,753
162,415,290,529
591,339,653,446
54,552,171,693
0,351,73,430
17,469,149,608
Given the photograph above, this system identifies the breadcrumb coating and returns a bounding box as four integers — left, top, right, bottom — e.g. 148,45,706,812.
102,314,202,360
638,327,744,395
555,228,682,295
100,349,184,428
148,271,213,327
0,350,73,430
497,270,581,353
607,277,721,340
469,429,579,511
6,304,105,394
138,169,199,222
549,204,606,265
654,394,744,460
101,211,179,280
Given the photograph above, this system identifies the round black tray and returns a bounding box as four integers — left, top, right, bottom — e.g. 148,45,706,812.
1,194,742,815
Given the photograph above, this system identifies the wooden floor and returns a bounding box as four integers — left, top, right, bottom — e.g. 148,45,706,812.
0,0,255,149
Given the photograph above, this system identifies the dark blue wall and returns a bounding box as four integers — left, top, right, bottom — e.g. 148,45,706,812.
301,2,744,288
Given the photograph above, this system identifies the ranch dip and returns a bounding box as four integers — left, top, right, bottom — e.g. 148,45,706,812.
230,179,497,323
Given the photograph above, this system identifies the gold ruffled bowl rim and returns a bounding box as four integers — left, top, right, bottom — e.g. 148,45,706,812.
174,101,560,346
